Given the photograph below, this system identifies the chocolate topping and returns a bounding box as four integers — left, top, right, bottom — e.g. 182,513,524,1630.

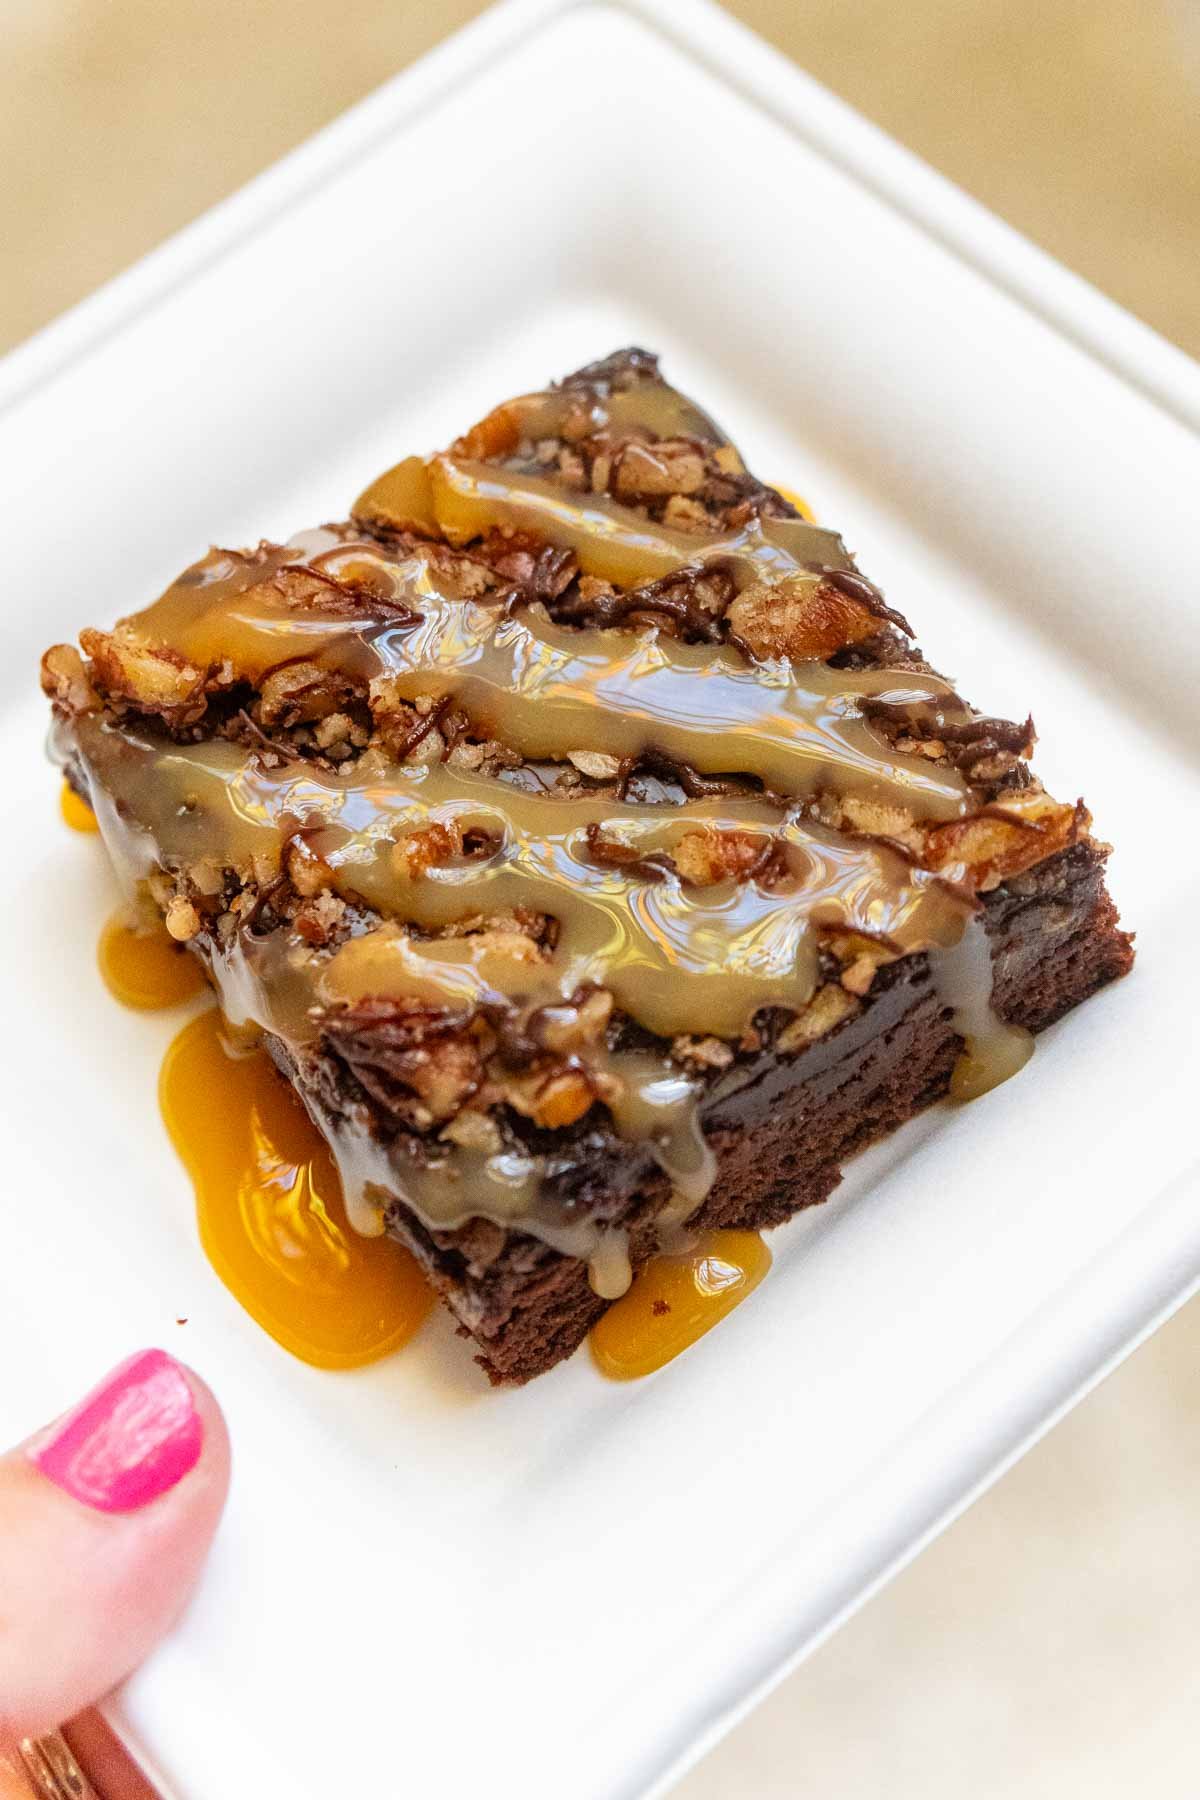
43,351,1088,1284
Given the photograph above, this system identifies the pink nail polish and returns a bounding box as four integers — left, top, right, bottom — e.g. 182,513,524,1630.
28,1349,203,1513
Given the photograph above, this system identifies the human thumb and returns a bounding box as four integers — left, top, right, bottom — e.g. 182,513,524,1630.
0,1349,230,1749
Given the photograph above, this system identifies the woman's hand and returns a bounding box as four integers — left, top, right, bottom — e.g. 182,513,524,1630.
0,1349,230,1764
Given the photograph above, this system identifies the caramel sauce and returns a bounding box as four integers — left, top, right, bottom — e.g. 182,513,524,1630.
588,1228,634,1302
56,362,1036,1279
129,542,384,682
486,369,734,456
128,539,967,821
774,484,815,522
933,915,1035,1099
98,910,206,1010
72,718,969,1043
160,1010,433,1368
589,1230,773,1379
60,779,99,833
427,454,854,591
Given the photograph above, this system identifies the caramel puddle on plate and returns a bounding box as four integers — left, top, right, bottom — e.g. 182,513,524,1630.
74,480,826,1385
590,1230,772,1380
774,484,814,521
161,1011,434,1369
60,779,99,833
98,910,208,1010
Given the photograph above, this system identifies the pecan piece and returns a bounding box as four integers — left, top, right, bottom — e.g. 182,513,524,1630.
613,439,707,500
672,827,771,886
79,626,206,719
257,661,355,728
395,820,463,880
40,643,99,714
322,999,483,1128
923,797,1085,890
727,573,901,664
777,983,861,1051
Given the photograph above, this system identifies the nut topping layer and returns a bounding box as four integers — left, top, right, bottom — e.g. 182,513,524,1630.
44,350,1075,1280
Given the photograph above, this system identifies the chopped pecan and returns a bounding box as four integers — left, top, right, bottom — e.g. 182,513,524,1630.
312,712,367,753
530,1070,596,1129
394,820,463,880
40,643,99,714
368,679,452,762
189,859,226,897
440,1109,503,1154
257,661,354,728
726,573,901,664
672,826,771,886
164,896,201,942
497,1055,602,1129
567,750,623,781
836,794,923,853
777,983,861,1051
556,447,588,488
540,988,613,1052
489,987,613,1071
472,738,523,774
286,838,335,897
489,540,579,604
661,493,712,533
469,925,547,960
79,626,206,719
840,955,880,996
551,564,732,641
868,702,1034,788
322,998,483,1128
293,891,347,946
923,797,1086,890
613,439,707,499
583,824,672,882
671,1034,735,1071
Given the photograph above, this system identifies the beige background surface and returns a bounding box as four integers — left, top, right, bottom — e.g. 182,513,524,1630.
6,2,1199,1795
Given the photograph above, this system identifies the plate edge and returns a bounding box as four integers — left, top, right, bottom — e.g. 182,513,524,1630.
3,0,1200,436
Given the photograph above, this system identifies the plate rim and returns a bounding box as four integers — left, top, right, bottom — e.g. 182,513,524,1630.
7,4,1200,1796
4,0,1200,435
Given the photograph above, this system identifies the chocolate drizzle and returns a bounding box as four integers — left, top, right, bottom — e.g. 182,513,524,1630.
47,352,1050,1289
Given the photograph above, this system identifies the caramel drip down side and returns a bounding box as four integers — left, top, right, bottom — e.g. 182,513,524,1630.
66,718,971,1040
160,1009,433,1367
59,367,1031,1288
931,915,1034,1100
62,710,978,1279
589,1230,774,1379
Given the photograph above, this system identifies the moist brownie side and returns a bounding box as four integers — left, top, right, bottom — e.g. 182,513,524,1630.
43,350,1133,1382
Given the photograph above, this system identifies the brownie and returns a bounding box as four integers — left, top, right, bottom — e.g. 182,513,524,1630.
42,349,1133,1383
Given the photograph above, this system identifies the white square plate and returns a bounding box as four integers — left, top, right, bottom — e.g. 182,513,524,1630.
3,3,1199,1796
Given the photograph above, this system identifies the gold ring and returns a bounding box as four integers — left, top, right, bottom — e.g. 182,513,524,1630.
16,1734,100,1800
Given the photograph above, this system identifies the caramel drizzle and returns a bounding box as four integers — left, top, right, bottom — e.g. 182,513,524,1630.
66,705,977,1267
129,532,968,822
69,718,969,1039
426,454,852,589
457,358,738,459
62,368,1030,1284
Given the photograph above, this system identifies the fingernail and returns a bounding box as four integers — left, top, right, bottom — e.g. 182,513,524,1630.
28,1349,203,1513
